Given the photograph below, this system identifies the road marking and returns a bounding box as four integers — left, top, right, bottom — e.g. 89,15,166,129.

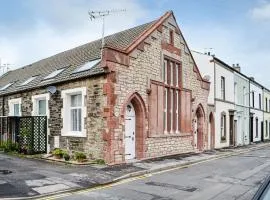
36,146,268,200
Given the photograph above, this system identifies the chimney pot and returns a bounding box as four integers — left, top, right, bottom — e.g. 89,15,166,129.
233,63,241,72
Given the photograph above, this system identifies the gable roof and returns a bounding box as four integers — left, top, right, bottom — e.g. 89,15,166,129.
0,10,210,96
0,20,156,96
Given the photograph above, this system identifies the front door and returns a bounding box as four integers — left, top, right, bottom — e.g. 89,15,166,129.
250,116,253,143
234,120,237,145
125,103,136,160
261,121,264,142
229,115,234,146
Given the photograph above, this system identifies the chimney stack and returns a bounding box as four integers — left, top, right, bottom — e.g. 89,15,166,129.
233,63,241,72
250,77,255,81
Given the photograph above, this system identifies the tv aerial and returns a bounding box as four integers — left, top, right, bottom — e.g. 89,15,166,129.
88,9,126,58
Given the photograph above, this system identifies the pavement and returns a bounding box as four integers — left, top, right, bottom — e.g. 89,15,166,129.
0,142,269,199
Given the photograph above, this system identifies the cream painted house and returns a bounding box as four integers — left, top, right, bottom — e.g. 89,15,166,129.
250,80,264,143
193,53,237,149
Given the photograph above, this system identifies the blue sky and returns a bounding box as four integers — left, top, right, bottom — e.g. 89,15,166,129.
0,0,270,87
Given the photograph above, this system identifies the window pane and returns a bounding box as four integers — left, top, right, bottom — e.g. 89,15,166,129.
38,100,46,115
171,62,173,86
71,108,82,131
71,94,82,107
164,88,168,133
176,64,179,86
14,104,20,116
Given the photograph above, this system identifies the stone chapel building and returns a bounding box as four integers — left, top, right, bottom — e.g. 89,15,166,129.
0,11,209,164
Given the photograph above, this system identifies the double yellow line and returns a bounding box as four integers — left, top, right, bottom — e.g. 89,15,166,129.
37,175,150,200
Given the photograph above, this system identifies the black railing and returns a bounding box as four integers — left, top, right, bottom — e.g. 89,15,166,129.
0,116,47,154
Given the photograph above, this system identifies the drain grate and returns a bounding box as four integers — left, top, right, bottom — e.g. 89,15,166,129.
0,170,12,175
145,181,197,192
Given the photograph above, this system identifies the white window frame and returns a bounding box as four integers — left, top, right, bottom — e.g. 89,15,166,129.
32,93,50,116
61,87,87,137
221,77,225,100
8,98,22,116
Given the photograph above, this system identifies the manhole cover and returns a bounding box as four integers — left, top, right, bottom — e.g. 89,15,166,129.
0,170,12,175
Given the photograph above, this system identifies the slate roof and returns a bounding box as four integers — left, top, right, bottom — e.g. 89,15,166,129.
0,20,156,96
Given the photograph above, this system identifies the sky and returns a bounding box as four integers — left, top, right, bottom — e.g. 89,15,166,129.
0,0,270,87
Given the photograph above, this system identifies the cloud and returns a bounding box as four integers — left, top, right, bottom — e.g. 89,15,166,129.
183,20,270,88
251,1,270,21
0,0,148,70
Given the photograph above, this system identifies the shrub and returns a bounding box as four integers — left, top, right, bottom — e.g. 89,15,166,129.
52,148,64,159
0,140,19,152
63,152,70,161
95,159,105,165
74,152,87,162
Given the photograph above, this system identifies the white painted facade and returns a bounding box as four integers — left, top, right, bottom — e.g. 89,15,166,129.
192,52,215,150
250,81,264,142
214,60,235,148
233,72,250,146
193,52,236,149
192,52,215,105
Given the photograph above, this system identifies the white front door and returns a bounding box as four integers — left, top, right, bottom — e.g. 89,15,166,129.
125,103,136,160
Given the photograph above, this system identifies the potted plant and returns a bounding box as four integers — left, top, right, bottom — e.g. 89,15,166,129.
74,151,87,162
52,148,64,159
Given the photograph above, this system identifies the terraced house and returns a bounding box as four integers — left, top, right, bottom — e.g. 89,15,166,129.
193,52,252,149
263,88,270,141
0,11,210,164
250,79,264,143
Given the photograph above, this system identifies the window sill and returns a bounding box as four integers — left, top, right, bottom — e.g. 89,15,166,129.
62,131,86,138
148,133,192,138
220,139,227,143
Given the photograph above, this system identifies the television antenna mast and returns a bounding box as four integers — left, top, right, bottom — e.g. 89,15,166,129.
0,59,11,75
88,9,126,58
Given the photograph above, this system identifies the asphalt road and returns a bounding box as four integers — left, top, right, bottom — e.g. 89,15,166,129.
56,147,270,200
0,154,142,199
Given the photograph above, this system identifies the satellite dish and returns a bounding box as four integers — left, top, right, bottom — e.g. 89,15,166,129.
47,86,57,94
